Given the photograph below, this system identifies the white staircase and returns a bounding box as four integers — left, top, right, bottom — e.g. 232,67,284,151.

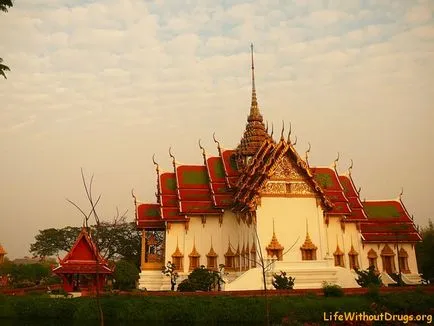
401,273,422,285
225,259,360,291
380,272,397,286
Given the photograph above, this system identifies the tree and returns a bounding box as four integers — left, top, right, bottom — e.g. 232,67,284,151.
416,219,434,283
113,260,139,290
355,265,382,288
1,0,13,79
177,265,222,292
272,271,295,290
162,261,179,291
30,222,141,266
0,0,13,12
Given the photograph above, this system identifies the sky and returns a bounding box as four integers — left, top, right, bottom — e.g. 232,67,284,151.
0,0,433,259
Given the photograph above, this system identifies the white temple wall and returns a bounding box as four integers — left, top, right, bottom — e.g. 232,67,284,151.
326,218,362,269
361,243,419,274
255,196,327,261
164,210,255,274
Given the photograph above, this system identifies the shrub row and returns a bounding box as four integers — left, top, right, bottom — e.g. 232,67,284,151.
0,290,433,324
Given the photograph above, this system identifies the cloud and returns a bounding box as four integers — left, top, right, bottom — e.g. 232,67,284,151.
406,5,432,24
0,0,433,260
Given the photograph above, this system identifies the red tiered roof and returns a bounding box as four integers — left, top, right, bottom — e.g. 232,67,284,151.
360,200,421,243
338,175,368,221
52,227,113,274
311,167,351,216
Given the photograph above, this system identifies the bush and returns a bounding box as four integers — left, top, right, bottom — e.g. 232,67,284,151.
322,282,344,297
272,271,295,290
113,260,140,290
177,279,195,292
177,266,222,292
389,273,405,286
355,266,382,287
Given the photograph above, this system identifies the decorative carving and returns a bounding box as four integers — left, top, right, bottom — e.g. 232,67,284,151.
262,182,286,194
270,157,304,180
290,182,314,195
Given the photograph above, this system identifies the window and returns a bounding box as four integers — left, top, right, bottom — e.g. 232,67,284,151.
348,245,359,270
398,248,410,274
188,244,200,271
206,245,218,270
367,249,378,271
333,245,344,267
225,245,235,271
171,245,184,272
300,233,317,261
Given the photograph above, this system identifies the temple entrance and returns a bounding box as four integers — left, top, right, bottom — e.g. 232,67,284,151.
142,229,165,270
381,245,396,274
383,256,394,274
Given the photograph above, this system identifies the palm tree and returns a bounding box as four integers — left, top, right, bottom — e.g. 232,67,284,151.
1,0,13,79
0,0,13,13
0,58,10,79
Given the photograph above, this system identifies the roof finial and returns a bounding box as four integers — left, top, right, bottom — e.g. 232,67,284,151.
212,132,222,151
270,122,274,138
333,152,340,170
305,142,311,165
280,120,285,141
399,187,404,200
131,189,137,222
248,43,262,122
265,120,268,133
293,135,298,146
169,147,176,167
348,159,353,176
198,139,206,161
287,122,292,143
152,153,160,173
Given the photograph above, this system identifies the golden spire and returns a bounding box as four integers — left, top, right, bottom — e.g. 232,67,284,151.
189,237,200,257
172,237,183,257
207,237,217,257
301,219,317,250
248,43,262,122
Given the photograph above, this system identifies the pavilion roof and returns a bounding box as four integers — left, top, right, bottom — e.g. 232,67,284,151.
0,244,6,255
53,227,113,275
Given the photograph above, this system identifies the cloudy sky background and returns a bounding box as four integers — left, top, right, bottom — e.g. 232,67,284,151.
0,0,433,258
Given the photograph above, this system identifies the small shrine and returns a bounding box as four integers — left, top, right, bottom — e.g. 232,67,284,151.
0,244,6,264
52,227,113,292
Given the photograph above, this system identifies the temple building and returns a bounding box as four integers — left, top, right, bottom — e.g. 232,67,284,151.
52,227,113,293
134,45,422,290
